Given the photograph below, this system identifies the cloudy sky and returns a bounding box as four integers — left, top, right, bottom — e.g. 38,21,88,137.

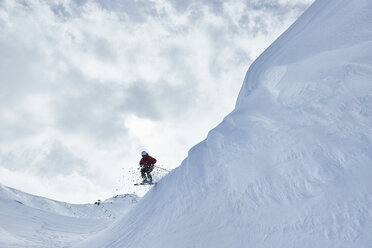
0,0,314,203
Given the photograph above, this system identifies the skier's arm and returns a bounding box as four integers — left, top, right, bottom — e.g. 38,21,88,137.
148,156,157,164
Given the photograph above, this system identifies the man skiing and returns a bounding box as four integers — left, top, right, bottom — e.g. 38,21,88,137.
139,151,157,184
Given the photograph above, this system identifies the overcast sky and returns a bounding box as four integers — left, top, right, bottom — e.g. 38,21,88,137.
0,0,314,203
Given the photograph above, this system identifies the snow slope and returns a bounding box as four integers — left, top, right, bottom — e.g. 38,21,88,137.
77,0,372,247
0,184,139,247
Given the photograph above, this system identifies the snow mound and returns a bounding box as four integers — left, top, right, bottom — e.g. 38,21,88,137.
77,0,372,247
0,184,139,247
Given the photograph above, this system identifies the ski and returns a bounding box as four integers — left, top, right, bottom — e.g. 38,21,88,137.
134,182,157,186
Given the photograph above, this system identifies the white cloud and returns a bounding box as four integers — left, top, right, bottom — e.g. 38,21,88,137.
0,0,314,203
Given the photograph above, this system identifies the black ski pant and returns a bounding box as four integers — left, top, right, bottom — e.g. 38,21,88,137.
141,166,153,180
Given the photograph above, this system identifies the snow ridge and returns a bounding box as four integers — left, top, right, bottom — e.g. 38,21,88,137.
0,184,139,247
75,0,372,247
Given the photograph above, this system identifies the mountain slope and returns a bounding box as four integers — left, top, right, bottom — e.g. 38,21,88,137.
0,184,138,247
76,0,372,247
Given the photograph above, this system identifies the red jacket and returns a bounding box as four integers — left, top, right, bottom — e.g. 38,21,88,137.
140,155,157,168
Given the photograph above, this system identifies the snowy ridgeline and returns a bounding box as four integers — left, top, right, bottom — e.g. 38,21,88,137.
0,184,139,248
76,0,372,247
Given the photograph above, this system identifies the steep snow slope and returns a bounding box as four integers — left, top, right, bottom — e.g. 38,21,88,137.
0,184,138,247
77,0,372,247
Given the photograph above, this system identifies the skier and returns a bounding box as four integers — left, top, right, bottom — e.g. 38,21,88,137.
139,151,157,184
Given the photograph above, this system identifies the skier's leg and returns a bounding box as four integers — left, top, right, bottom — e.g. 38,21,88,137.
147,166,153,183
147,172,152,180
147,173,152,183
141,167,147,183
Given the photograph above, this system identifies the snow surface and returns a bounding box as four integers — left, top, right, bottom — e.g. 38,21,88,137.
0,184,139,247
75,0,372,247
